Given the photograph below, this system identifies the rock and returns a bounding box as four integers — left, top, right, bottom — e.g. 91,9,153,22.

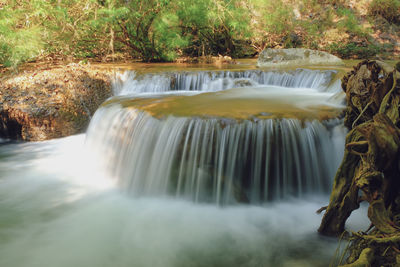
113,85,343,122
0,64,113,141
233,79,255,87
257,48,344,67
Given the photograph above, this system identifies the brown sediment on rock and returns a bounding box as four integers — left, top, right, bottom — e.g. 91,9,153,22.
318,60,400,266
106,87,344,122
0,63,113,141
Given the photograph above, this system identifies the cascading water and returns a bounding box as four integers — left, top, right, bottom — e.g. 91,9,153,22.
87,108,344,204
0,64,360,267
113,68,340,95
87,68,346,204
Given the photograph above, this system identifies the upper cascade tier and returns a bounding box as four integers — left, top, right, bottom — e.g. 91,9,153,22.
113,69,342,96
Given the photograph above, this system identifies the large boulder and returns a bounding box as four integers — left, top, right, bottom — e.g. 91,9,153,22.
257,48,344,67
0,64,112,141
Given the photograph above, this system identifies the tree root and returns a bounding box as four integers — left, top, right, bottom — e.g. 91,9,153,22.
316,206,327,214
352,232,400,244
339,248,374,267
319,60,400,266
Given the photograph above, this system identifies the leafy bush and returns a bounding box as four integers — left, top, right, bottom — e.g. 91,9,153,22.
0,4,47,68
176,0,253,58
0,28,44,68
337,8,368,37
329,42,381,59
0,0,397,66
262,1,294,35
368,0,400,24
0,0,99,67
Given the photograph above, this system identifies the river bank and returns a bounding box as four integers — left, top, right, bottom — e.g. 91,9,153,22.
1,58,397,142
0,63,112,141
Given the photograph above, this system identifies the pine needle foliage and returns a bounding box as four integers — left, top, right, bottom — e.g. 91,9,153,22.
0,0,397,66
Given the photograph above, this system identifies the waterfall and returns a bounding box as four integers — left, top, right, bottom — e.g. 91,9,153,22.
86,67,346,204
86,105,345,204
0,65,351,267
113,69,341,95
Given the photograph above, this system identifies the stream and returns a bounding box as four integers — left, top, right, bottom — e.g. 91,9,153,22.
0,61,368,267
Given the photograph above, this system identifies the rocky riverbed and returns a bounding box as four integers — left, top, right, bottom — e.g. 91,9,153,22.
0,63,112,141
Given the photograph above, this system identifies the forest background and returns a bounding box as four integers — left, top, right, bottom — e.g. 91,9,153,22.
0,0,399,68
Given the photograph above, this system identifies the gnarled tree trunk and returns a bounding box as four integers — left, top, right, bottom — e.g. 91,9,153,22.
318,60,400,266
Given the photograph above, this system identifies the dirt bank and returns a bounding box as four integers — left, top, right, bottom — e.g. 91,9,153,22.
0,63,113,141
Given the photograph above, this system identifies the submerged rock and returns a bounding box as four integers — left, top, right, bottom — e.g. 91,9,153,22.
257,48,344,67
109,85,344,122
0,64,112,141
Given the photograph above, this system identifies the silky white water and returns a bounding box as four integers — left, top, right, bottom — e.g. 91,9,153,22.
88,68,346,204
0,136,343,267
0,67,362,266
87,109,346,203
113,69,341,95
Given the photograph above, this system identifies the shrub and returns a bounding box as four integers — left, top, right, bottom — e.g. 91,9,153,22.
0,7,44,68
368,0,400,24
337,8,368,37
329,42,381,59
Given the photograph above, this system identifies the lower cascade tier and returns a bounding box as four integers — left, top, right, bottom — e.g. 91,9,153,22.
86,105,346,204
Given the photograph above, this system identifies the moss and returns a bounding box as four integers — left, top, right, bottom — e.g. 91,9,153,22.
395,62,400,72
340,248,374,267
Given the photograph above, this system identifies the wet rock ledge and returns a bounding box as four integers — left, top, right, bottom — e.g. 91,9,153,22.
0,64,112,141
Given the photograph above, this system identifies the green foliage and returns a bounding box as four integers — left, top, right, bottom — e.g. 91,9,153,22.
96,0,196,61
175,0,253,57
0,0,396,66
368,0,400,24
0,28,44,68
153,12,189,61
255,0,294,36
0,2,44,67
329,42,381,59
1,0,254,64
0,0,100,67
337,8,368,37
300,0,323,13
